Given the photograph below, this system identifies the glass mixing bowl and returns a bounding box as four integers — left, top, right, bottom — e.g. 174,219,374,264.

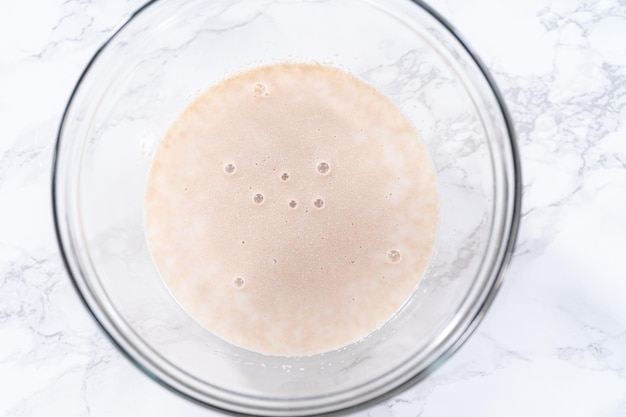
52,0,521,415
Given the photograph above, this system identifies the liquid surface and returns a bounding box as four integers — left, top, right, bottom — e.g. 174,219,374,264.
145,63,438,356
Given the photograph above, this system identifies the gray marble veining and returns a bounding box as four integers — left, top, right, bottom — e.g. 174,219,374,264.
1,0,625,416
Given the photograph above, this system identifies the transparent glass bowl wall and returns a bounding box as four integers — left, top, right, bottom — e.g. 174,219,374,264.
53,0,520,415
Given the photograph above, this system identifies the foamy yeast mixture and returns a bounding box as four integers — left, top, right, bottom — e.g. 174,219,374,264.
145,63,438,356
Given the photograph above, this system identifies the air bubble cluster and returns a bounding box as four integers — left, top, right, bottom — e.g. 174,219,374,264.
228,159,334,211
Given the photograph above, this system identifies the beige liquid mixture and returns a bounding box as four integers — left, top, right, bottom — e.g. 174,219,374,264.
145,63,438,356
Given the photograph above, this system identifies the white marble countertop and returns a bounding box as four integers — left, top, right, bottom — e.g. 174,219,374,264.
1,0,625,415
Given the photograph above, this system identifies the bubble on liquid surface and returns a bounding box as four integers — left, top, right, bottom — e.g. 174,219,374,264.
317,161,330,175
254,193,264,204
224,163,236,174
233,277,245,288
281,172,290,181
387,250,401,263
289,200,298,208
253,83,267,96
313,198,324,209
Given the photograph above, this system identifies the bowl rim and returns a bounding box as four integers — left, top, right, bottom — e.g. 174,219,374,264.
52,0,522,415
